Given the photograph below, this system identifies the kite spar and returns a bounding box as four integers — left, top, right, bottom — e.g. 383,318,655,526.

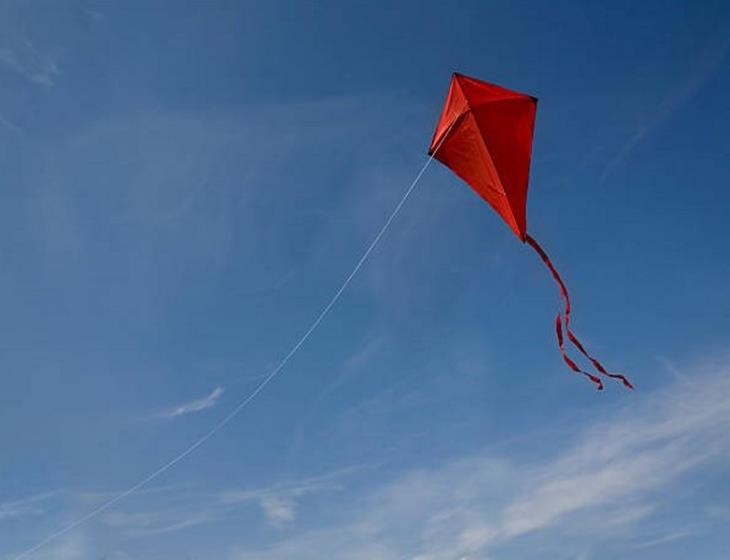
429,72,633,390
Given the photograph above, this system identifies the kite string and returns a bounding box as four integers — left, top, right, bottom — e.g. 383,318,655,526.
12,126,457,560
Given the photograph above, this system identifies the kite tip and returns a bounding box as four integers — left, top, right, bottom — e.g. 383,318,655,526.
589,375,604,391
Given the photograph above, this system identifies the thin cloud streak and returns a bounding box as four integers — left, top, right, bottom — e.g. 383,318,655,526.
103,509,213,537
161,386,225,418
0,40,59,86
629,529,697,549
220,464,373,527
87,465,373,539
0,492,58,522
600,33,730,183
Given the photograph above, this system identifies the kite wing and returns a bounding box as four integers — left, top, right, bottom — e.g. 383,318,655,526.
428,72,536,240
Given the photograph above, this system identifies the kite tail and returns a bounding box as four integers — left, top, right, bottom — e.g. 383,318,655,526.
524,234,632,390
564,328,633,389
555,314,603,390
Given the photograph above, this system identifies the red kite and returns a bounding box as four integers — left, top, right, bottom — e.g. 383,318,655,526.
429,72,632,391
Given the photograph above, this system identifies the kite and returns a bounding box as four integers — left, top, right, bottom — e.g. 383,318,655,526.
429,72,632,391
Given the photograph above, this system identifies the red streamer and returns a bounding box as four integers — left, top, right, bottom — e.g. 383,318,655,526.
555,313,603,390
525,234,633,390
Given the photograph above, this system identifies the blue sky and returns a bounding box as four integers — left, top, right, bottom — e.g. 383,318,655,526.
1,1,730,558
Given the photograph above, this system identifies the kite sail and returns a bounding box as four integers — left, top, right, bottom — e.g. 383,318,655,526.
429,72,632,391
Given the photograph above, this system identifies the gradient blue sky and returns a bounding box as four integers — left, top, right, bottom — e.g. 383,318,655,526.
1,1,730,559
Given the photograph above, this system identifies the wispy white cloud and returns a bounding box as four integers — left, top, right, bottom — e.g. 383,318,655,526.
258,496,296,526
94,464,368,540
227,358,730,559
161,386,224,418
7,361,730,558
0,491,58,522
103,509,213,537
220,465,369,527
20,532,90,560
0,114,21,133
600,33,730,182
629,529,696,549
0,39,59,86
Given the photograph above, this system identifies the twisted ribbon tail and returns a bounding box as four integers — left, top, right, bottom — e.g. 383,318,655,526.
564,329,633,389
524,233,632,390
555,314,603,389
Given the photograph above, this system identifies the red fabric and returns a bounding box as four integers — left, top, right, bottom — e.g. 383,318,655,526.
428,73,536,240
555,313,603,390
565,331,633,389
